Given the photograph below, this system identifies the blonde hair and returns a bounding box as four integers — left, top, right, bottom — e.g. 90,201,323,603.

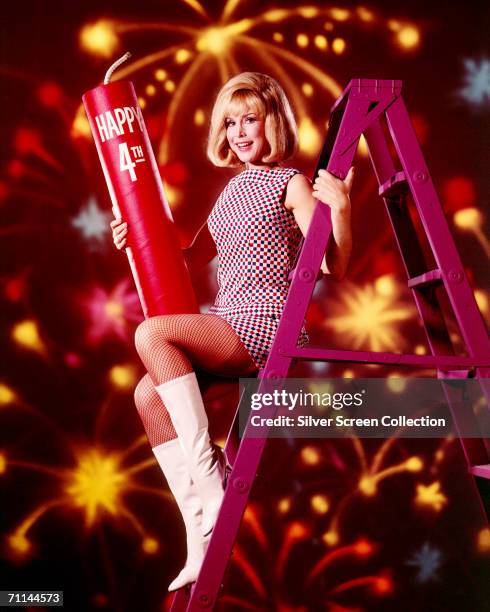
207,72,298,168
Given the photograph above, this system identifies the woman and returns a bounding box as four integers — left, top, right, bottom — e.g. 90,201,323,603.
110,72,354,590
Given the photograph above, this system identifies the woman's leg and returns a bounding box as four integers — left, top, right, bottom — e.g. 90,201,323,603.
133,313,257,446
134,313,258,384
134,313,258,537
134,374,177,446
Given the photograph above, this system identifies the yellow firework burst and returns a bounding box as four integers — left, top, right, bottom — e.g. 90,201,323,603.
4,437,170,559
65,448,129,525
415,481,448,512
322,275,416,351
78,1,419,166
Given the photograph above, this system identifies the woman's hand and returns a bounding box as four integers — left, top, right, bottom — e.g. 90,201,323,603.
285,170,354,280
312,166,355,215
110,218,128,250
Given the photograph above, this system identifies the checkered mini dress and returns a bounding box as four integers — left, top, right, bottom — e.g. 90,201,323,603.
207,166,309,369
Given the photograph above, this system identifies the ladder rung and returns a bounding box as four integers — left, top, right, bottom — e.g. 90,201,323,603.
285,347,489,368
379,171,408,197
408,269,443,289
470,464,490,479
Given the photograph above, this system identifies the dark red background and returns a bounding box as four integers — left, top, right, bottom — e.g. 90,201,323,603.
1,2,489,611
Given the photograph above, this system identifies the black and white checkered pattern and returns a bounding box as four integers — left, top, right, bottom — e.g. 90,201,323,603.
207,166,309,368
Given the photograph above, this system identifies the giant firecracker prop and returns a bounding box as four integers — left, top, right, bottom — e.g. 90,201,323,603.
82,53,199,318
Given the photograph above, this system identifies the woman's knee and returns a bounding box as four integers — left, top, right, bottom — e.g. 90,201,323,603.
135,319,152,356
134,316,170,356
134,375,152,414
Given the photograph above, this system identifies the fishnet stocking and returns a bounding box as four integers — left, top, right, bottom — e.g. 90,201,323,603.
133,314,258,447
134,374,177,447
135,313,258,384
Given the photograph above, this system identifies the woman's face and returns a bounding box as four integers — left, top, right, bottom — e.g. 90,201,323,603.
225,106,268,168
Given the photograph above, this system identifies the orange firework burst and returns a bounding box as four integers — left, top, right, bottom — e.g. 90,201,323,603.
220,499,392,610
77,1,421,169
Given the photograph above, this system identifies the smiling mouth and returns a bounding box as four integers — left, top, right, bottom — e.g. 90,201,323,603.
236,142,253,149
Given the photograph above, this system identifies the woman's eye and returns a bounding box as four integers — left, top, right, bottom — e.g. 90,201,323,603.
225,120,234,128
246,117,256,123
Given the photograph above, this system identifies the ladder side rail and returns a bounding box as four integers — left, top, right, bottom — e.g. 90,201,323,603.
364,116,430,280
288,101,346,281
289,84,397,280
329,79,353,112
385,97,490,358
319,101,349,173
365,113,490,469
170,590,190,611
384,197,456,355
364,120,457,359
363,116,398,185
187,432,272,609
383,99,490,476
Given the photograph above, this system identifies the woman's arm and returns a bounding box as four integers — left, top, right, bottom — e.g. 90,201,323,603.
284,168,355,281
182,221,217,273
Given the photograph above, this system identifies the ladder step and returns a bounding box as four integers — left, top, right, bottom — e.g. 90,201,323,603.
407,269,443,289
379,171,408,197
470,464,490,479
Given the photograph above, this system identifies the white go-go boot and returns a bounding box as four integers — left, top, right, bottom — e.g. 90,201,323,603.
156,372,225,537
153,438,209,591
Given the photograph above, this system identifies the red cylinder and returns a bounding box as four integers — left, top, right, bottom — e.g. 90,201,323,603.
82,81,199,317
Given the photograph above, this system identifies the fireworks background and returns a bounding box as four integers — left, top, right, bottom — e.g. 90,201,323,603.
1,1,489,610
